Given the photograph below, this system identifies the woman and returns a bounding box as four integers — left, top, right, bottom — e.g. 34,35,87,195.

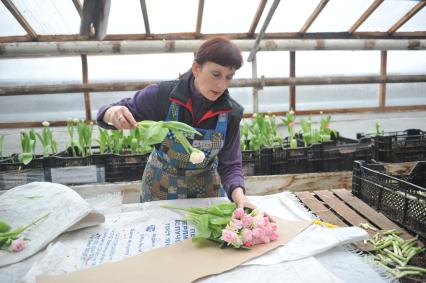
97,37,255,211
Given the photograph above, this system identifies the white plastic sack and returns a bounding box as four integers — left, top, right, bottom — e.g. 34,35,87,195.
0,182,105,267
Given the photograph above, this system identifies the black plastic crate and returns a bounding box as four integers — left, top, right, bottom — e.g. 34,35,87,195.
0,155,45,190
352,160,426,239
242,148,272,176
104,152,150,182
320,137,372,172
358,129,426,162
43,154,105,185
271,143,322,175
272,146,309,174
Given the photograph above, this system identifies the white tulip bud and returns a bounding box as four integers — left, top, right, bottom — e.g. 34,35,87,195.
189,148,205,164
42,121,50,127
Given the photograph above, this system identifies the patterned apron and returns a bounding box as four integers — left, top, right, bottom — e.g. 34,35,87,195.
141,101,228,202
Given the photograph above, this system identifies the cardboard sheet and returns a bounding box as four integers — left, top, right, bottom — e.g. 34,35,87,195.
37,218,310,283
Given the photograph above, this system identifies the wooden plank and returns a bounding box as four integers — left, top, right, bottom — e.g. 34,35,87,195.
245,171,352,196
2,75,426,95
315,190,373,227
2,31,426,44
242,105,426,118
388,1,426,34
299,0,329,33
348,0,384,34
298,191,372,251
70,181,141,204
314,190,378,250
332,189,413,239
294,191,347,227
1,0,38,40
248,0,268,36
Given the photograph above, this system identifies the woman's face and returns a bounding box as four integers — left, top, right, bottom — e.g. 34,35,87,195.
192,61,236,101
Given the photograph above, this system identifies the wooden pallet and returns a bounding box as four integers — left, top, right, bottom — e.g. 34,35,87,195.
295,188,416,250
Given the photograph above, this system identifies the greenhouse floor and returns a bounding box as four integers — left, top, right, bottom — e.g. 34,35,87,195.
1,110,426,156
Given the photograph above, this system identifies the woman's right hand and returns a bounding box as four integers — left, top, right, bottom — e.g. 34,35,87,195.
104,106,138,129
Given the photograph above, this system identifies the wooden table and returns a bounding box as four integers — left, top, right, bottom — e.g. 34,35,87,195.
295,188,416,250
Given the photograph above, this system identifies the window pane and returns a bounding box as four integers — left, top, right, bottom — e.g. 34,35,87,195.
0,93,85,123
147,0,197,33
358,1,418,32
297,51,379,76
12,0,80,35
203,0,259,33
257,51,290,77
297,84,378,110
309,0,374,32
388,51,426,75
397,8,426,32
88,53,194,81
262,0,318,33
0,57,82,83
259,86,289,113
387,83,426,106
0,2,26,36
108,0,145,34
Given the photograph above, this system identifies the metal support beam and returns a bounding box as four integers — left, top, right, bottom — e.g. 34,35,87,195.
299,0,329,33
379,50,387,109
72,0,83,18
1,75,425,96
348,0,383,34
80,0,111,40
247,0,280,62
388,1,426,34
289,51,296,111
251,54,259,113
4,105,426,129
195,0,204,36
81,54,92,121
2,39,426,58
1,0,37,40
248,0,268,37
2,31,426,44
140,0,151,35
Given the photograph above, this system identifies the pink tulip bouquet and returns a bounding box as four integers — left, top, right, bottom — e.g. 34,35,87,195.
161,203,278,249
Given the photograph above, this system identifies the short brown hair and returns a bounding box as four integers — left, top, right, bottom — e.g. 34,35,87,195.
194,37,243,70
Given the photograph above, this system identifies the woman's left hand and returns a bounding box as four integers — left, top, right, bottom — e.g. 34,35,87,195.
231,187,275,222
231,187,255,210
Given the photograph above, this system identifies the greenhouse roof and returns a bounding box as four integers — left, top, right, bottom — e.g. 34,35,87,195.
0,0,425,43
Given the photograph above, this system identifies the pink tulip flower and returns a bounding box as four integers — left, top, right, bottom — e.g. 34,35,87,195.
232,208,245,219
229,219,243,230
11,239,26,252
221,229,237,243
270,232,279,241
241,228,253,242
241,215,254,228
